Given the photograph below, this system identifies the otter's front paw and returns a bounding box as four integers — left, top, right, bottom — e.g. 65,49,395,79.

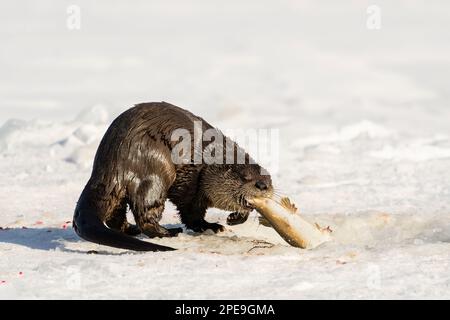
167,227,183,236
226,211,250,226
205,222,225,233
189,221,225,233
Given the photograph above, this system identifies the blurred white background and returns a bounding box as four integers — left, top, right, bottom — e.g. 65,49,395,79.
1,0,449,127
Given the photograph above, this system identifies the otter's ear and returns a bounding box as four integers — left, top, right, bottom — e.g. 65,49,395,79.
237,165,256,181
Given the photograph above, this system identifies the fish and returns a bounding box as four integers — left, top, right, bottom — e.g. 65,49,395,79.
249,196,332,249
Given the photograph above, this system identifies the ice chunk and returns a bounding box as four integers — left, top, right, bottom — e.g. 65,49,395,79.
74,104,109,125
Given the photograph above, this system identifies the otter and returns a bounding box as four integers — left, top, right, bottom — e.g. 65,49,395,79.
73,102,273,251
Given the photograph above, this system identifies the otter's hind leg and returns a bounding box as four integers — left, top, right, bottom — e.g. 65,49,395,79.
134,202,182,238
105,200,141,236
129,178,182,238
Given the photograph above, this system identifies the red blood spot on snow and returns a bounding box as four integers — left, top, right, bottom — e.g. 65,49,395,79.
35,221,44,225
19,272,23,276
0,280,6,284
62,221,72,229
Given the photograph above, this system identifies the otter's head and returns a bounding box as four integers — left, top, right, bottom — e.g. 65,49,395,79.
201,163,273,213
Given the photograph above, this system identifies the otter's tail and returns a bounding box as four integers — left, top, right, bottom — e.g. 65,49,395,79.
73,208,175,252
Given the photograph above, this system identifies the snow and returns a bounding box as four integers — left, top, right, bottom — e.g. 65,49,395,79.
1,0,450,299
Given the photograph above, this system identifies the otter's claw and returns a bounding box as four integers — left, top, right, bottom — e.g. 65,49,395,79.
227,211,250,226
189,221,225,233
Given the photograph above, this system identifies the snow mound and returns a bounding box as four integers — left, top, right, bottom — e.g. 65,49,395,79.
0,119,28,151
64,144,99,168
74,104,109,126
0,118,73,153
72,125,104,145
0,105,109,170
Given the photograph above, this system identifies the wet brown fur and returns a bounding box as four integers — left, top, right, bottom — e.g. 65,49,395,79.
73,102,272,251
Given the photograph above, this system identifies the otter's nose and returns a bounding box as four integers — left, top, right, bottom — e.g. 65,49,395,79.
255,181,268,190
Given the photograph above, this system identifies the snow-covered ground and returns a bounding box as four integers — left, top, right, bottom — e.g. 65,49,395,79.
1,1,450,299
